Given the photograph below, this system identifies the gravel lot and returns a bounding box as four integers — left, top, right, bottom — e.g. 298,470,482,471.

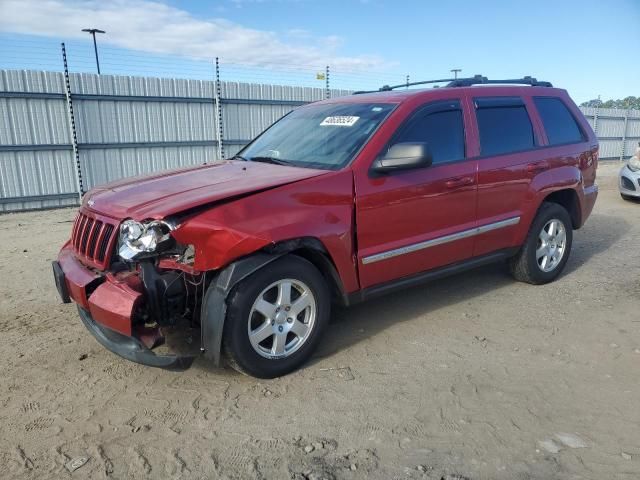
0,163,638,480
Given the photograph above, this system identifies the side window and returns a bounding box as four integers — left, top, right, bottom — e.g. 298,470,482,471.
390,101,465,165
475,97,535,156
534,97,584,145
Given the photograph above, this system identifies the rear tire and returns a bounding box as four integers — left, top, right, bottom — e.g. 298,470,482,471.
510,202,573,285
223,255,330,378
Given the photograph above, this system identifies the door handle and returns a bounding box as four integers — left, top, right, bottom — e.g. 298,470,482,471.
445,177,474,189
527,163,546,174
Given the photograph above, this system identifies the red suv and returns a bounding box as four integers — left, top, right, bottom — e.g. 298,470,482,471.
53,76,598,378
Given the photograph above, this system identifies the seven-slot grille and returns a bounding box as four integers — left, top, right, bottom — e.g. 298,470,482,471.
71,211,118,270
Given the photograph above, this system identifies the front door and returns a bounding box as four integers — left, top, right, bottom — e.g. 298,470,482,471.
354,99,478,289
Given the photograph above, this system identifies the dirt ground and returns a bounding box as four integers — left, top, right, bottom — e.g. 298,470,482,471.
0,163,638,480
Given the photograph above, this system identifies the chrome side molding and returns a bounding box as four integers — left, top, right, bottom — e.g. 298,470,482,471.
361,216,521,265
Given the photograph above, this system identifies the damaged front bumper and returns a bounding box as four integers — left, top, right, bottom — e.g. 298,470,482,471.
77,306,194,371
53,243,196,371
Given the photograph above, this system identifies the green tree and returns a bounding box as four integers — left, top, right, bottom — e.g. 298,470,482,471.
580,96,640,109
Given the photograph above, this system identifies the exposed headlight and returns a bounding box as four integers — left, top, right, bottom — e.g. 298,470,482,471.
118,219,174,261
628,156,640,172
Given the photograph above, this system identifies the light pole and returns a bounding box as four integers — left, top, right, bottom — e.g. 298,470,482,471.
82,28,106,74
450,68,462,80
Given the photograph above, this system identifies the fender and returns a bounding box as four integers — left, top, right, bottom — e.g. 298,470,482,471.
172,169,360,293
529,165,581,195
200,252,286,366
516,165,581,244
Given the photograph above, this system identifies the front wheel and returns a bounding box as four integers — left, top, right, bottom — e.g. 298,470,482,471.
223,255,330,378
510,202,573,285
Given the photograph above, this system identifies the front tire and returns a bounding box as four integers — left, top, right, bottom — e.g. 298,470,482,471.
510,202,573,285
223,255,330,378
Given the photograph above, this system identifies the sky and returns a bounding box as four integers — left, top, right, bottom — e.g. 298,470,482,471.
0,0,639,103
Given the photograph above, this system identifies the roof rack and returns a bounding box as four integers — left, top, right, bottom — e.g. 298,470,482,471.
448,75,553,87
352,75,552,94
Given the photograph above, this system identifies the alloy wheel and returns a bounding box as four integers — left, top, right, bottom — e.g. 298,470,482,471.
536,219,567,272
247,279,316,359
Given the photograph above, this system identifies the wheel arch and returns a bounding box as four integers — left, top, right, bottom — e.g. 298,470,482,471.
200,237,348,367
263,237,349,306
541,188,581,229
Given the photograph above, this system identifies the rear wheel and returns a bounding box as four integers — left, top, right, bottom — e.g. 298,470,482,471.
223,255,330,378
510,202,573,284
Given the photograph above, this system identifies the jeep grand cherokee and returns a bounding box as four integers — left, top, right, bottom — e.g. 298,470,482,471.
53,76,598,378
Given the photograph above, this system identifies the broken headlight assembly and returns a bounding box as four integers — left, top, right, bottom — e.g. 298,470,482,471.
118,219,175,261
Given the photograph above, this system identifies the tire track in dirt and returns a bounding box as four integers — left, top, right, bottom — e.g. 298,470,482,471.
15,445,34,471
131,446,152,475
96,445,114,476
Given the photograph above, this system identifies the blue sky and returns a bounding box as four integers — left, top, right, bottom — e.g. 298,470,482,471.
0,0,639,103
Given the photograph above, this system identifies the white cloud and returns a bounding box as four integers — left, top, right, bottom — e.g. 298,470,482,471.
0,0,384,69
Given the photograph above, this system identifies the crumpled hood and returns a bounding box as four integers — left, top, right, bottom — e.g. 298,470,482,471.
83,160,328,220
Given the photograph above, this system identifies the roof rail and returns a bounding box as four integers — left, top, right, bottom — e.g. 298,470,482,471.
352,75,552,94
353,78,457,94
447,75,553,87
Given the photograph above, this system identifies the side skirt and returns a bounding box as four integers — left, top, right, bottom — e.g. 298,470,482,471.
346,248,518,306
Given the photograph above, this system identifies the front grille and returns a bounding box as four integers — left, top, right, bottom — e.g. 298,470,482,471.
621,176,636,191
71,211,118,270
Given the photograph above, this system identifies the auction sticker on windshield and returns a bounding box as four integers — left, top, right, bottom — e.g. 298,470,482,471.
320,116,360,127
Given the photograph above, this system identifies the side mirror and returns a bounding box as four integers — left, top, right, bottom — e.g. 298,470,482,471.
371,142,433,173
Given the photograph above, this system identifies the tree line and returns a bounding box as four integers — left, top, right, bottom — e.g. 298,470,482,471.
580,96,640,109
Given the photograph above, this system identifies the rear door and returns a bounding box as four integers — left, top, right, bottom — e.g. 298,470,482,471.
469,94,544,257
354,99,478,289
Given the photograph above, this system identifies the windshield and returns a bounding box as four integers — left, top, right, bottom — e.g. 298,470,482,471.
237,102,396,170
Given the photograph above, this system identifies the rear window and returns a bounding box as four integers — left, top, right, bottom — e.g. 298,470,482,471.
475,97,535,156
534,97,584,145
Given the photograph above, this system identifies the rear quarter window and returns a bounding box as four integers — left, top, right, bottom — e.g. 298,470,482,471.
534,97,585,145
475,97,535,156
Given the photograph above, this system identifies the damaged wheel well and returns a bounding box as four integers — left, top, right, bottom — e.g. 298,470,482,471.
200,238,348,366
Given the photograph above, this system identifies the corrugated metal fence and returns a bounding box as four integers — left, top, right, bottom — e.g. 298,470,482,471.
0,69,637,212
580,107,640,161
0,69,349,212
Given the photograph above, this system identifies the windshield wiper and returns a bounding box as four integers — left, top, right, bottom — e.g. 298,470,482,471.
249,156,295,166
231,154,249,161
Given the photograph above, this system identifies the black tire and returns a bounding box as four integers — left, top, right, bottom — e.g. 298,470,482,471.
621,193,636,202
509,202,573,285
222,255,330,378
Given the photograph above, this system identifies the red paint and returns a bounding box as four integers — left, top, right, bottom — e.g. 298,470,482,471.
58,242,101,309
87,280,142,336
170,170,358,291
83,160,328,221
157,258,200,275
58,84,598,337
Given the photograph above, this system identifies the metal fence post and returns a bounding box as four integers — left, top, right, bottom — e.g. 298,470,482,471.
214,57,225,161
61,42,84,199
620,109,629,162
325,65,330,99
